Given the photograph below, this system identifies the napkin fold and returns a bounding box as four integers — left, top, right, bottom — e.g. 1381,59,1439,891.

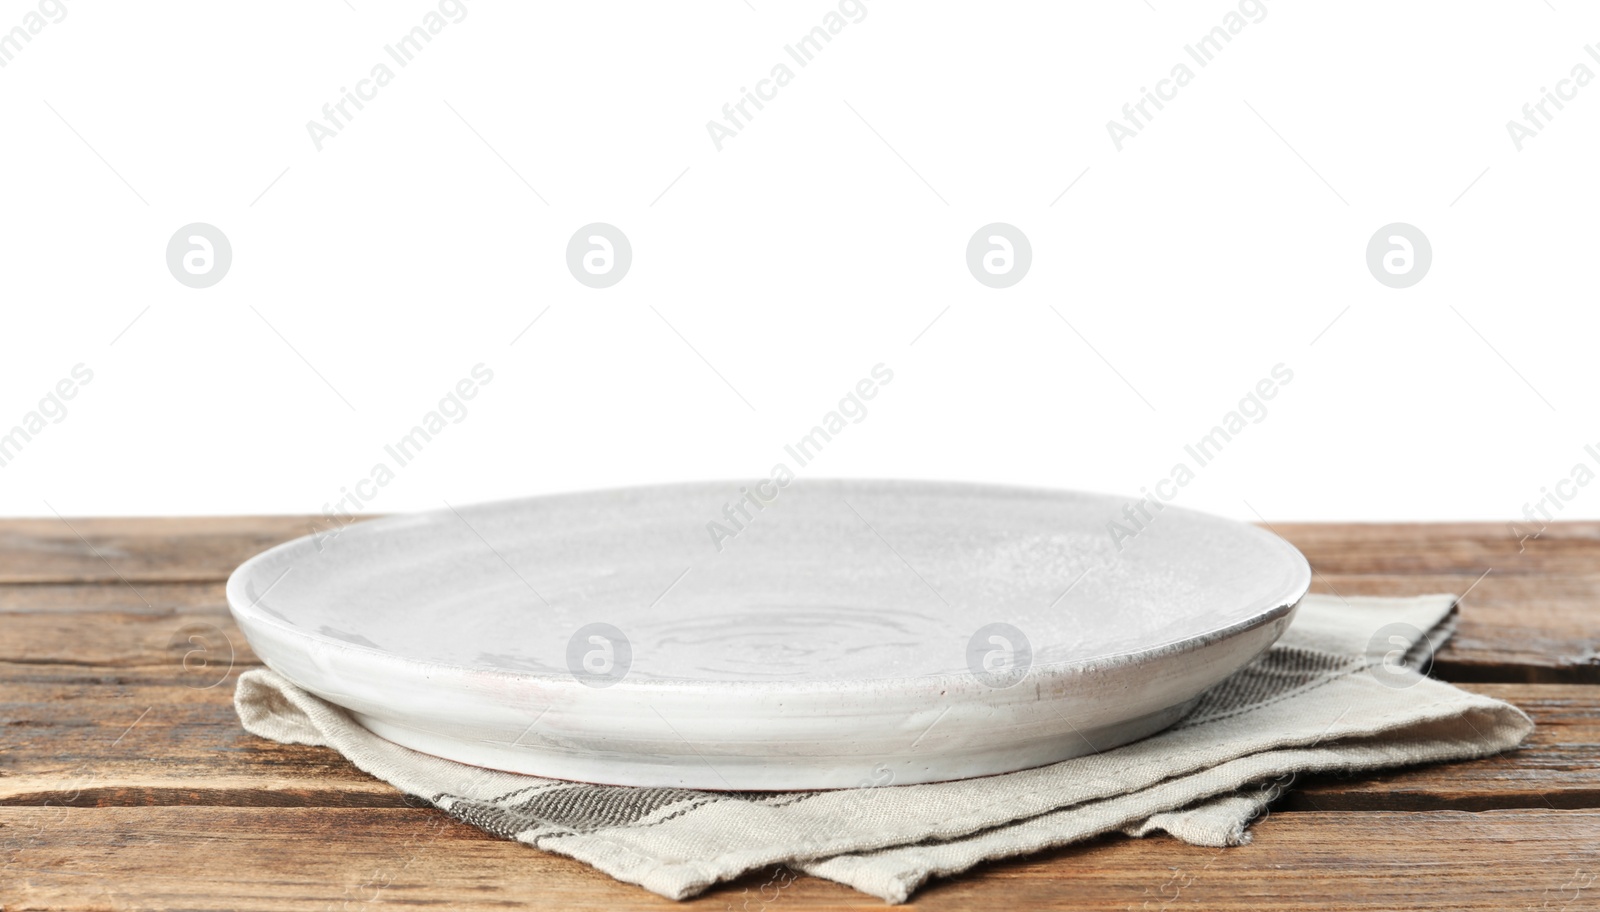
234,594,1532,903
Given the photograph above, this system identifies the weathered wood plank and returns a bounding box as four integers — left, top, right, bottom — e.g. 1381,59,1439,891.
918,809,1600,912
0,669,397,809
1304,572,1600,682
1,669,1595,813
1289,684,1600,811
0,580,226,614
1,518,1595,679
0,515,337,584
5,570,1595,683
0,611,258,669
1271,520,1600,577
2,807,1596,910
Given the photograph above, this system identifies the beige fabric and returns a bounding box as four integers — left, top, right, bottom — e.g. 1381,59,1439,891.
235,594,1531,903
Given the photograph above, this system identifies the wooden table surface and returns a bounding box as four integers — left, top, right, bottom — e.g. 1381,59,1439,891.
3,517,1598,910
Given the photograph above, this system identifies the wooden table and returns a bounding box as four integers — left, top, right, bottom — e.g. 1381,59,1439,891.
4,518,1598,910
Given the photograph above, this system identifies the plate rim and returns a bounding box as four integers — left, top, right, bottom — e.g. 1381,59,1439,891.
226,479,1311,696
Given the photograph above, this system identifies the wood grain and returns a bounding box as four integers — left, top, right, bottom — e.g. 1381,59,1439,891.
0,580,226,614
3,807,1597,911
0,517,1596,679
16,570,1590,683
1289,684,1600,811
0,515,336,583
1271,520,1600,577
0,668,1593,812
0,611,257,669
3,518,1598,909
0,669,399,809
1304,571,1600,682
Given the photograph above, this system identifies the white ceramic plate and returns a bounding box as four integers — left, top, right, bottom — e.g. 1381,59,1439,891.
227,480,1310,789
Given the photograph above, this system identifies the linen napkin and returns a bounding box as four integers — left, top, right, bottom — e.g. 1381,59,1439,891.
233,594,1532,903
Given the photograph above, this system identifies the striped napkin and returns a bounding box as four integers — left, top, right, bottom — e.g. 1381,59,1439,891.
234,593,1532,903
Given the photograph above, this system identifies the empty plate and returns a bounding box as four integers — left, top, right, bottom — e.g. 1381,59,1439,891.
226,480,1310,789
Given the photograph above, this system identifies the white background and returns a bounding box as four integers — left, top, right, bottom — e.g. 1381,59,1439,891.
1,0,1596,524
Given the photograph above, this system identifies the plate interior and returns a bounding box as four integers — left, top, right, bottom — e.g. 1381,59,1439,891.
232,481,1309,686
